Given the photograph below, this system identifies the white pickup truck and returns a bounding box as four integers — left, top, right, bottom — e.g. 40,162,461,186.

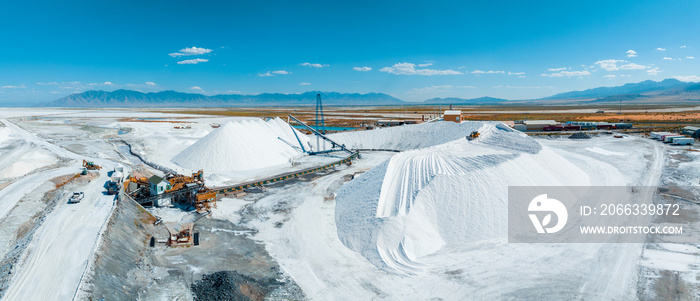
68,192,84,204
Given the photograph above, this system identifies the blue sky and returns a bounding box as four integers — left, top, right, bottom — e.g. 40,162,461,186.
1,0,700,105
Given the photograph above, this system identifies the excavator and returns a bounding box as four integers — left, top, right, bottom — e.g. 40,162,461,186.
82,159,102,170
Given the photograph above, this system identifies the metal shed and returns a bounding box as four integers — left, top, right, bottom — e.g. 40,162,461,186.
681,126,700,138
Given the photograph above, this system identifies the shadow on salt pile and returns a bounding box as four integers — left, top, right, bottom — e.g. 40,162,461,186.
334,122,589,276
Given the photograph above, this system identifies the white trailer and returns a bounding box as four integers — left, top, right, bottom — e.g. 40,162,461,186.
651,132,674,140
672,137,695,145
663,135,685,143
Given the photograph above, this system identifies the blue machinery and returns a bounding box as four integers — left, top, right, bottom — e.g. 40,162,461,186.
287,114,356,156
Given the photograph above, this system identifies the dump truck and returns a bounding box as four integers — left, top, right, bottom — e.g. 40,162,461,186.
106,181,121,195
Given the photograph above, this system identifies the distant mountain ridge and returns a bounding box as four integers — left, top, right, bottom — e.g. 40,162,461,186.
46,90,404,107
43,78,700,107
423,96,508,104
542,79,691,100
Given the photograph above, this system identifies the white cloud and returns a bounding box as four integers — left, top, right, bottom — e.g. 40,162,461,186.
626,50,637,58
680,45,687,48
299,82,311,85
177,58,209,64
508,71,525,75
673,75,700,82
686,56,695,59
541,70,591,77
300,62,328,68
258,70,291,77
620,74,632,77
656,48,666,51
418,63,433,67
604,74,617,78
595,59,625,71
619,63,648,70
145,82,156,86
471,70,505,74
86,81,114,86
647,67,661,75
169,47,213,57
36,82,58,85
189,86,204,92
662,57,675,60
1,85,25,89
380,62,462,75
547,67,568,72
353,66,372,71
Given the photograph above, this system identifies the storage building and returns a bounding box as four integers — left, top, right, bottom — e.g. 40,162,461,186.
443,110,462,123
149,175,171,196
681,126,700,138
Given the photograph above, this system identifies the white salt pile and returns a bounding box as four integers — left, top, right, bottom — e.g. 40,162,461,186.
171,118,310,173
314,121,486,151
335,122,591,275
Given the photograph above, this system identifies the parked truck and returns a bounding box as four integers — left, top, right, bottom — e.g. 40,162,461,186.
672,137,695,145
69,192,84,204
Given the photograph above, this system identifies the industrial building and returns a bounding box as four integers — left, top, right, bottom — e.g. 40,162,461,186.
681,126,700,138
443,110,462,123
148,175,171,196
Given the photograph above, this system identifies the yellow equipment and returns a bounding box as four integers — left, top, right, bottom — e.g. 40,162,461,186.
82,159,102,170
164,170,204,193
195,190,217,213
468,131,480,140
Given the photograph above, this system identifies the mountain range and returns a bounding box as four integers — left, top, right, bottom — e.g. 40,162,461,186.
45,90,404,107
44,78,700,107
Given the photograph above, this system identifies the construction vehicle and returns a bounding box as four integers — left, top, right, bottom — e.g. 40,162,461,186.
106,181,120,195
467,131,480,140
82,159,102,170
165,223,197,246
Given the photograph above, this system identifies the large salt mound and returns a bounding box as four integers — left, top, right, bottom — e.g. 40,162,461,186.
335,122,590,275
314,121,539,153
171,118,309,173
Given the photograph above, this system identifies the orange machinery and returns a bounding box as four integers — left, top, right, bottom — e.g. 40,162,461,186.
82,159,102,170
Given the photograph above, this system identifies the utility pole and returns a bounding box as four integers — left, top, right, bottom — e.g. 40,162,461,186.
315,94,326,151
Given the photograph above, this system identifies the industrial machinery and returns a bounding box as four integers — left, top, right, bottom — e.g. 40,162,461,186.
82,159,102,170
163,170,204,193
468,131,480,140
194,190,217,213
164,223,197,246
